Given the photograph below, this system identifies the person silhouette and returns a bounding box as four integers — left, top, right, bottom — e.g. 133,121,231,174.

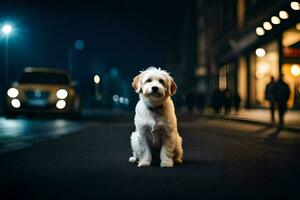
233,93,241,113
223,88,231,115
211,89,222,115
196,92,206,114
273,74,290,128
264,76,275,124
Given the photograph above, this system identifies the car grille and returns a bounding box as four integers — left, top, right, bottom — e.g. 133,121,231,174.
25,91,51,99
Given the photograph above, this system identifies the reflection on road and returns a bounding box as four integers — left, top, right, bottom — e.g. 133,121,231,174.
0,118,84,153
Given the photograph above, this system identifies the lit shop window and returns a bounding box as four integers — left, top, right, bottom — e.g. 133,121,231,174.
282,25,300,109
253,41,279,107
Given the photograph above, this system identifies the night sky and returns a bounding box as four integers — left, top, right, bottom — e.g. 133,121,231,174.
0,0,185,81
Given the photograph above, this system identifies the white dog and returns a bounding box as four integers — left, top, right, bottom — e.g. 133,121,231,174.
129,67,183,167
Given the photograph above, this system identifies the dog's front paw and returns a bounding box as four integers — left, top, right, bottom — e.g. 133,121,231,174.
160,161,174,167
174,158,183,164
129,157,137,163
138,161,151,167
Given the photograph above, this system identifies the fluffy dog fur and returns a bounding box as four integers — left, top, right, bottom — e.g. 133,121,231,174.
129,67,183,167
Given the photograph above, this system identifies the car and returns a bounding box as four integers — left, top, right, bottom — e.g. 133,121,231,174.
4,67,81,118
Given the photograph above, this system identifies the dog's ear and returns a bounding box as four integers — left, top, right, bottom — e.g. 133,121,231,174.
168,77,177,96
132,74,142,93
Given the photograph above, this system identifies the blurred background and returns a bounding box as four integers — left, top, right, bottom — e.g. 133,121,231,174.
0,0,299,117
1,1,300,198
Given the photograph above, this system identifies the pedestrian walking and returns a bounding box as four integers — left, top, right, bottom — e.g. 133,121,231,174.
273,74,290,128
223,88,231,115
233,93,241,113
264,76,276,124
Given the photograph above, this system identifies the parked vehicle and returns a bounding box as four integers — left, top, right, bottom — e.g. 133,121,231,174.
4,67,80,118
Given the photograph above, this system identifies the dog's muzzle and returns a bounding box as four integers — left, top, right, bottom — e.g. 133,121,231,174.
152,86,158,92
150,86,163,97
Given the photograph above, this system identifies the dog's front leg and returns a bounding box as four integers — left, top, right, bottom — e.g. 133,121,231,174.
160,134,176,167
136,131,152,167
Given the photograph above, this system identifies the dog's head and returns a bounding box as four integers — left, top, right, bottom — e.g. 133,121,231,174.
132,67,177,101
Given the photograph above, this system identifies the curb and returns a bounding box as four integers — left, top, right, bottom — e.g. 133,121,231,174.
203,114,300,133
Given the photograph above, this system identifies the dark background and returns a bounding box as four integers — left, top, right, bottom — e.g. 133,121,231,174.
0,0,194,110
0,1,184,78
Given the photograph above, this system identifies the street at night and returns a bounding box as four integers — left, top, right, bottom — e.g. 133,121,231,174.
1,115,300,199
1,0,300,199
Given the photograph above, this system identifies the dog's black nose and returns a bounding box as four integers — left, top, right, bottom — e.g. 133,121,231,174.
152,86,158,92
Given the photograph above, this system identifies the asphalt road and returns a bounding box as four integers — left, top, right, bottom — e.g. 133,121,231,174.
0,116,300,199
0,117,84,153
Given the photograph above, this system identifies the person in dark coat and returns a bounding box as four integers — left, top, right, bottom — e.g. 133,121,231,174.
196,92,206,114
211,89,222,115
264,76,276,124
273,74,290,128
223,88,231,115
233,93,241,113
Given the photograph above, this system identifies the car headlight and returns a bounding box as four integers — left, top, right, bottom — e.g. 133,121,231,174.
11,99,21,108
56,89,68,99
7,88,19,98
56,100,66,109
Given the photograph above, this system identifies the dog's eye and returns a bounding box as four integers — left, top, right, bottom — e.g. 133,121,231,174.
146,79,152,83
159,79,165,84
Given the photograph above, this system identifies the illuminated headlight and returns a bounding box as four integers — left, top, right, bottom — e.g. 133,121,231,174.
11,99,21,108
56,89,68,99
7,88,19,98
56,100,66,109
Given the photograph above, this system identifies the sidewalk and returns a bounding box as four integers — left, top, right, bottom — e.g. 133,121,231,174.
203,108,300,131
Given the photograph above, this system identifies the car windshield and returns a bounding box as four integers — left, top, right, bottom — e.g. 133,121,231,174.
19,72,70,85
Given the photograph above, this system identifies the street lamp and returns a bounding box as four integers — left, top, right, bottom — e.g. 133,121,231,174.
93,75,101,101
94,75,100,84
2,24,12,34
2,24,13,88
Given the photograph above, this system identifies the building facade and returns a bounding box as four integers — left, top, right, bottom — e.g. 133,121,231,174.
197,0,300,110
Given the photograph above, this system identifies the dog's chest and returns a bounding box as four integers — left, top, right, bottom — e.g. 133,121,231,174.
141,113,165,137
146,113,166,132
146,121,165,148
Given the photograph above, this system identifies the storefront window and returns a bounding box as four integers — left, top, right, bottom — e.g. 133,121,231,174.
238,56,247,107
219,66,227,90
282,24,300,109
219,63,235,92
251,41,279,107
